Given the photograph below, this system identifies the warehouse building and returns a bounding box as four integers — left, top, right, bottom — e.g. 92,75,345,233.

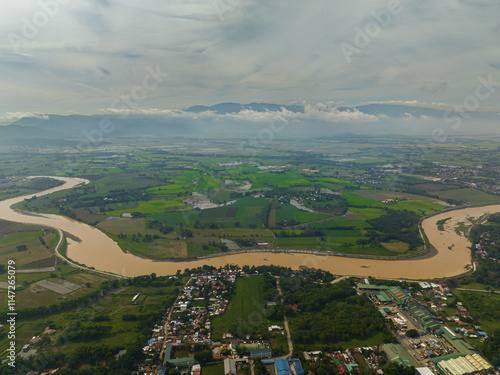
415,367,434,375
374,291,392,304
290,358,304,375
382,343,417,367
465,354,493,371
440,327,477,356
166,357,195,368
275,358,293,375
438,356,479,375
250,348,272,359
407,303,440,332
388,286,409,304
432,352,492,375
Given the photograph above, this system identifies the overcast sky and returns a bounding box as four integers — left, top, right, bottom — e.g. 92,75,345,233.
1,0,499,121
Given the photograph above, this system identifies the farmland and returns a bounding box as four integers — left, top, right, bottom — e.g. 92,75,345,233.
1,136,499,263
211,275,275,341
0,280,180,354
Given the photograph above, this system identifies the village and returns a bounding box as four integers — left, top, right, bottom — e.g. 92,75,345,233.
136,270,498,375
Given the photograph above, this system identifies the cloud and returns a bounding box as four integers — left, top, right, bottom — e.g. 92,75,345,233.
102,102,380,123
358,100,454,110
0,112,49,122
0,1,498,114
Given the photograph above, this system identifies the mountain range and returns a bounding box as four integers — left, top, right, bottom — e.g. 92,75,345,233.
1,102,498,146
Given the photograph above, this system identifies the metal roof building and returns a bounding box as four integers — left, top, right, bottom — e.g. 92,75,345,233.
224,358,236,375
441,327,477,356
290,358,304,375
374,291,392,303
250,348,272,359
388,286,408,304
166,358,195,368
356,284,390,290
382,344,418,367
465,354,492,371
438,356,477,375
163,343,172,365
275,358,293,375
415,367,434,375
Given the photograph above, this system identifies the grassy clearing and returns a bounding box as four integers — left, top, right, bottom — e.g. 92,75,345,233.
253,172,312,188
105,197,187,216
0,264,109,311
381,240,409,253
452,290,500,333
211,276,270,340
275,204,329,224
275,237,321,248
310,217,371,229
436,188,500,204
0,285,179,354
355,190,440,203
0,223,60,269
348,207,386,220
203,363,224,375
186,242,221,256
98,217,187,259
392,201,444,214
341,191,383,207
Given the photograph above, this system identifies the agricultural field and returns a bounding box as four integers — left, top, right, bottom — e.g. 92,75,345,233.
274,203,330,225
2,136,500,263
0,283,179,355
211,275,276,341
435,188,500,205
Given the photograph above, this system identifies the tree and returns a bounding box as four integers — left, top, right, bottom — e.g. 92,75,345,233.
194,351,213,364
16,244,28,251
405,329,419,338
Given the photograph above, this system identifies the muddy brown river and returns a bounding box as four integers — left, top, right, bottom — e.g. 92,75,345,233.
2,177,499,279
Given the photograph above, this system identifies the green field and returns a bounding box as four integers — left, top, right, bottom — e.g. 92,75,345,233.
198,198,269,228
203,363,224,375
309,217,371,230
0,284,178,355
436,188,500,204
275,236,321,248
341,191,383,207
452,290,500,333
275,204,330,225
355,190,441,203
211,276,272,340
349,207,386,220
106,197,187,216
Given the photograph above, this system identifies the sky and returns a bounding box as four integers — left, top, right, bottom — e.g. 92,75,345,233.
1,0,499,122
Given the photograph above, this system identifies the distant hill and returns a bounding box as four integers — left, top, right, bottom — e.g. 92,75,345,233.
186,102,304,114
1,102,498,145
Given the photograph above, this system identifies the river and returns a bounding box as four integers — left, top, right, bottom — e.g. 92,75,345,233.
2,177,500,279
